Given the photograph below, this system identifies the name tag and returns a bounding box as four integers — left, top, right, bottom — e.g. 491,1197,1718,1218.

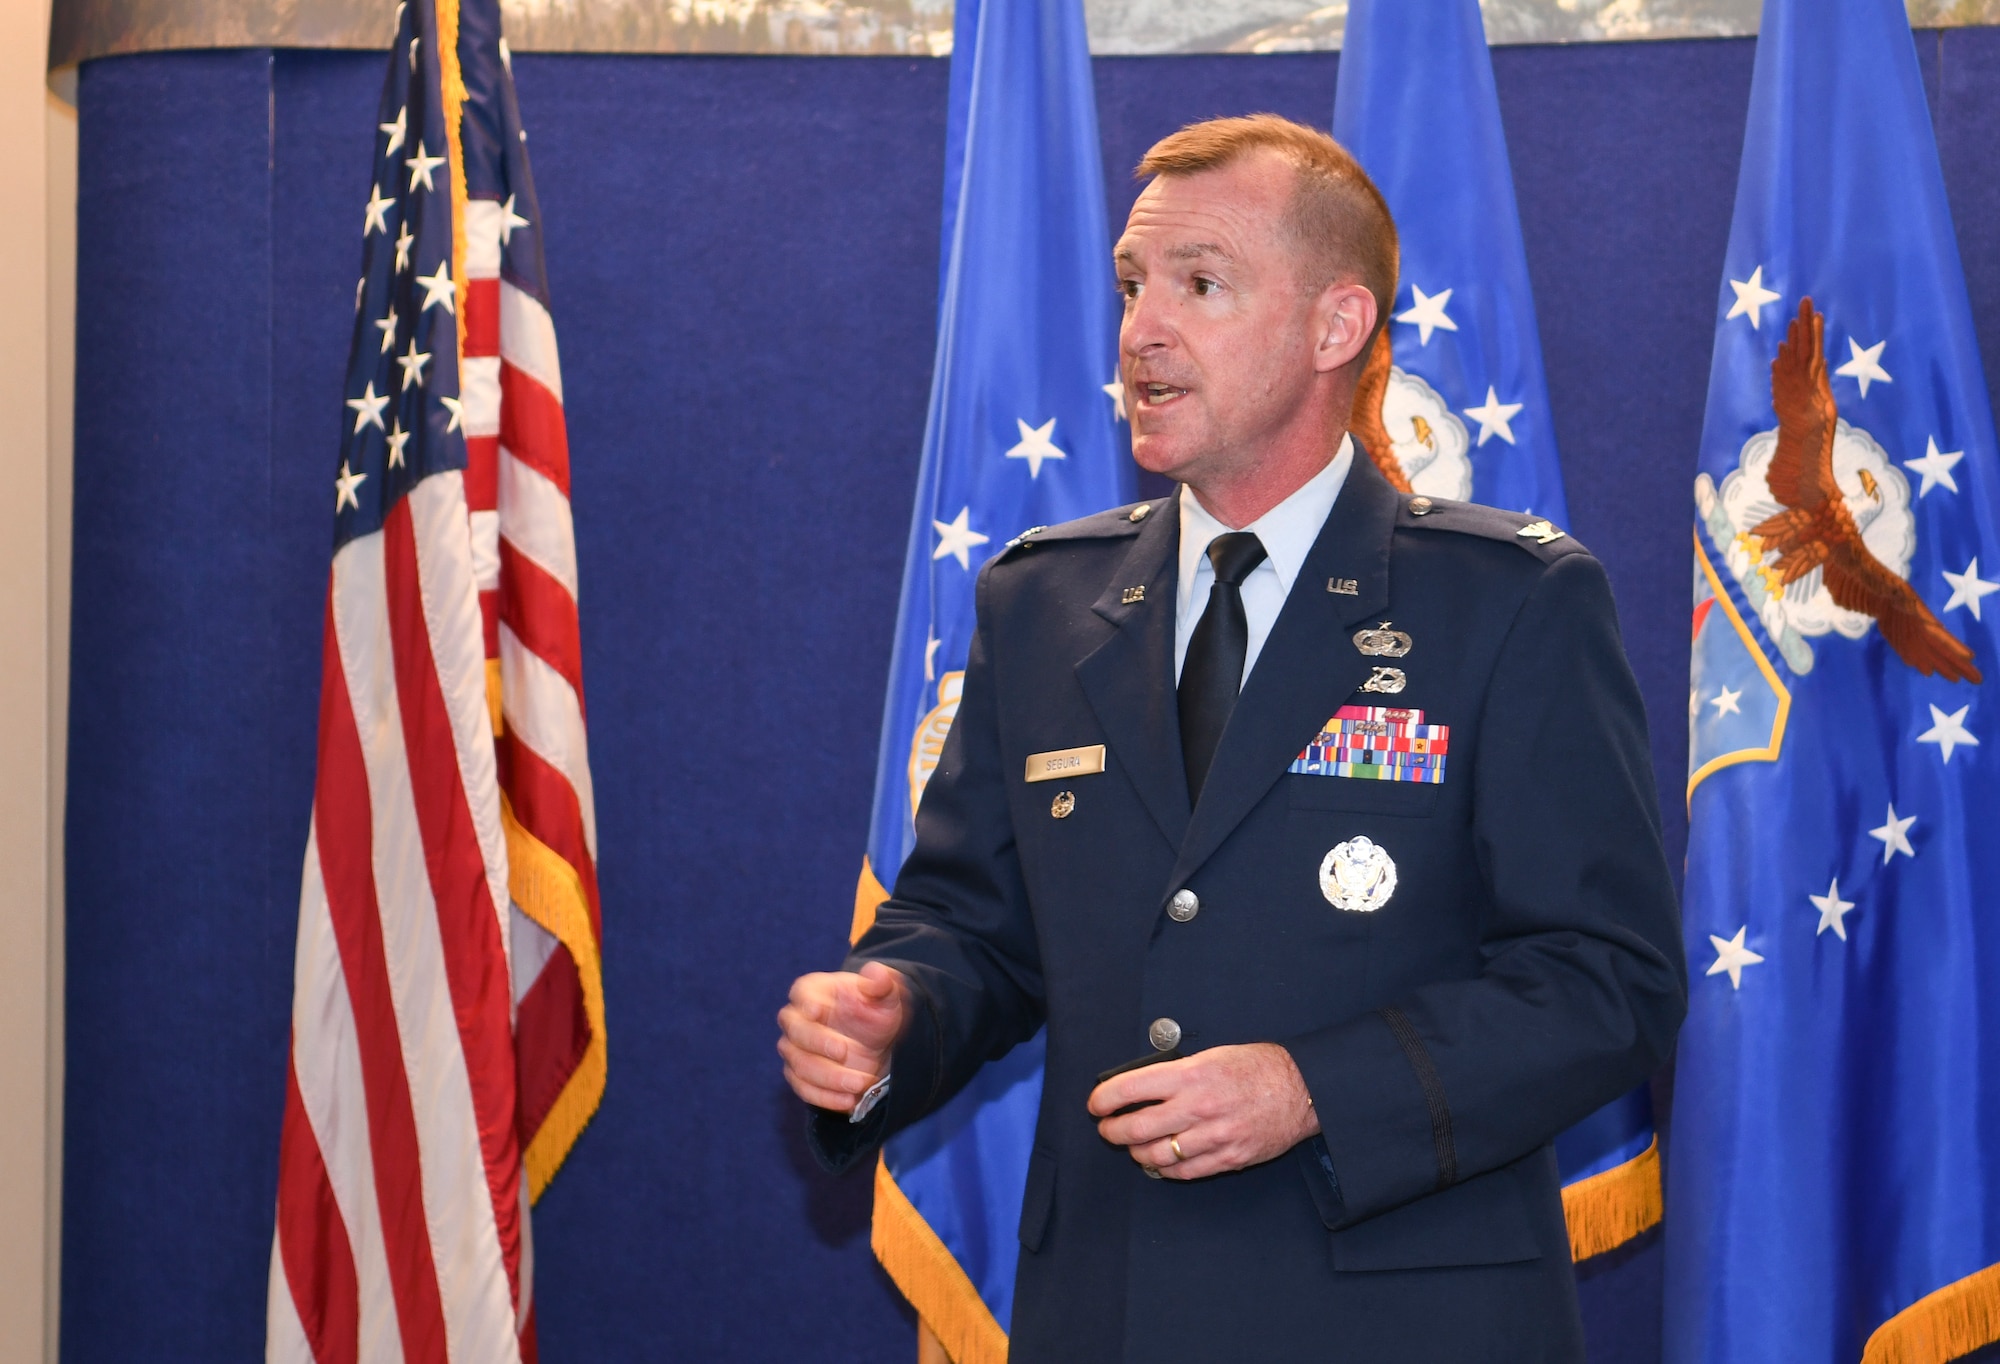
1291,706,1449,784
1025,744,1105,783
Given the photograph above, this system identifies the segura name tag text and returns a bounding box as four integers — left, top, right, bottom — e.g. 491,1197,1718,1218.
1025,744,1106,783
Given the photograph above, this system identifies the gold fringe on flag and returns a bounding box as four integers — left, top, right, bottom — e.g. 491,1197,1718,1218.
503,795,609,1200
853,857,889,943
484,658,504,736
1862,1262,2000,1364
856,861,1004,1364
436,0,469,360
1561,1135,1662,1262
873,1157,1008,1364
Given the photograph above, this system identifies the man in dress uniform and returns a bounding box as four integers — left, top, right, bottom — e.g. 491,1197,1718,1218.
779,115,1686,1361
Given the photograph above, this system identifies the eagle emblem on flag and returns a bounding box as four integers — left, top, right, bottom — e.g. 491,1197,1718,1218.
1696,299,1978,681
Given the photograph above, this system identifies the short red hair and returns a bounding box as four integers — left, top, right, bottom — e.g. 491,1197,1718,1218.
1136,114,1399,340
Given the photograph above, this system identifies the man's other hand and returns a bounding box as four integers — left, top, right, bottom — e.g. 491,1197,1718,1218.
778,962,911,1112
1087,1042,1320,1179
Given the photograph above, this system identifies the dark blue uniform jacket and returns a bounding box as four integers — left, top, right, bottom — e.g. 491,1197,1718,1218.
812,454,1687,1362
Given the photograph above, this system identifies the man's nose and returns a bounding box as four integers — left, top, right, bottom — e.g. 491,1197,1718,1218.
1121,292,1173,355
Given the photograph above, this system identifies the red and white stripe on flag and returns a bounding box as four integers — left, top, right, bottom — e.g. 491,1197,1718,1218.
269,7,601,1359
270,475,529,1364
461,188,606,1200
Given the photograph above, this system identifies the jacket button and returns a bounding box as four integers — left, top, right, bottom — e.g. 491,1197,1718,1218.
1148,1017,1182,1051
1167,889,1199,922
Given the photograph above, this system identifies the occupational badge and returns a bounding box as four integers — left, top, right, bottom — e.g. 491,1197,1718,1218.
1360,666,1407,695
1353,621,1412,658
1320,836,1397,912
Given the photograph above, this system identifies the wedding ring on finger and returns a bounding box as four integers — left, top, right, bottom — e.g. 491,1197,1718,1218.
1169,1134,1186,1162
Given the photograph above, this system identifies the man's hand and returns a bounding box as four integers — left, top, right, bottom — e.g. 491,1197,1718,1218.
777,962,911,1113
1087,1042,1319,1179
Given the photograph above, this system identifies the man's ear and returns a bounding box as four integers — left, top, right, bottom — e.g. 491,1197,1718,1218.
1314,282,1378,375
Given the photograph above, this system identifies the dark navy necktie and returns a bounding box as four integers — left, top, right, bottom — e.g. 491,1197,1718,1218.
1179,531,1268,803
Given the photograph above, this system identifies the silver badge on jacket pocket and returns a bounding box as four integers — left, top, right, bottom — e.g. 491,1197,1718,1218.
1320,836,1397,912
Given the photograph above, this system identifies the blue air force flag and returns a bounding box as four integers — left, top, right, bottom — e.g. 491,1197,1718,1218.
1665,1,2000,1360
854,0,1129,1352
1332,0,1567,523
1337,0,1655,1262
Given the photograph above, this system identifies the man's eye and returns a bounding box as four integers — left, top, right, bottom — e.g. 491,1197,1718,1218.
1119,280,1141,299
1192,277,1218,296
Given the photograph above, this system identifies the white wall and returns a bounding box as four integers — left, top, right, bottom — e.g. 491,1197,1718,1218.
0,0,75,1354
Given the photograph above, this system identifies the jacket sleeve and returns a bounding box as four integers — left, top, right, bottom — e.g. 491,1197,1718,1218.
807,566,1045,1173
1283,550,1688,1226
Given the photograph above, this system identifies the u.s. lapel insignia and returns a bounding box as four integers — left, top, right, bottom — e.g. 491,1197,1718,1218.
1353,621,1412,658
1360,666,1407,695
1517,519,1566,546
1320,836,1397,912
1327,577,1360,596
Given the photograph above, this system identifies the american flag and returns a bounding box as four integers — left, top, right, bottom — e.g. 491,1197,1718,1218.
267,0,603,1356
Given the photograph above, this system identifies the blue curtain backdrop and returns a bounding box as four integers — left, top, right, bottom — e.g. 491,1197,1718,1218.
61,33,2000,1363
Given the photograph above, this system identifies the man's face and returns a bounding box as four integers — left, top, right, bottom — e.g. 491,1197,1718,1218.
1113,152,1326,487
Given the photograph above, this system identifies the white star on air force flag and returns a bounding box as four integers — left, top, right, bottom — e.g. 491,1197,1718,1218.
932,506,990,570
1395,284,1458,345
1834,336,1892,397
1726,266,1782,327
1904,436,1964,497
1463,386,1523,446
1706,926,1764,989
1917,703,1978,763
1809,878,1855,940
1868,803,1916,862
1005,418,1066,478
1941,558,1999,619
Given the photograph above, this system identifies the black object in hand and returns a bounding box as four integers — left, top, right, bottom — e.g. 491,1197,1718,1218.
1094,1048,1182,1117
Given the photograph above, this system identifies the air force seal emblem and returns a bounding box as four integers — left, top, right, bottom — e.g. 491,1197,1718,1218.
1320,836,1397,912
907,671,964,819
